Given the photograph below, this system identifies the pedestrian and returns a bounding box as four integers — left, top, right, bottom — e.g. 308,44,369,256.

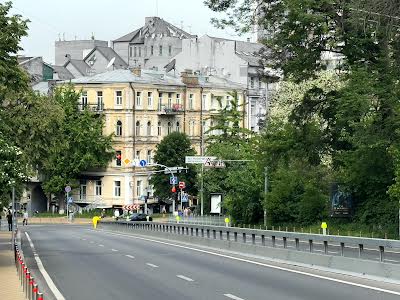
7,210,12,231
23,210,28,226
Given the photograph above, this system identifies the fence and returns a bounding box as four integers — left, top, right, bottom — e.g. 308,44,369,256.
99,221,400,281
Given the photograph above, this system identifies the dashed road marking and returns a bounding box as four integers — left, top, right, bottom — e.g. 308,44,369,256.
98,244,104,247
111,248,119,252
146,263,158,268
125,255,135,259
224,293,245,300
176,275,194,282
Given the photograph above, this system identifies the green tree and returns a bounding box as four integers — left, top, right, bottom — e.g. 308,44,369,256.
150,132,197,204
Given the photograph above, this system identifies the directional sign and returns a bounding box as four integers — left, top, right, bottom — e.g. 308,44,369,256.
139,160,147,167
179,181,185,189
181,193,188,203
67,197,73,204
170,176,178,185
185,156,217,164
65,186,71,193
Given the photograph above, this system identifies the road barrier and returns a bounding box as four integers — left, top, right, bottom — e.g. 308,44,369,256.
99,221,400,281
14,230,45,300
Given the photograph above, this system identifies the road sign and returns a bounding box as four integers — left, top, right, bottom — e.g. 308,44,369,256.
139,159,147,167
124,158,131,165
179,181,185,189
67,197,73,204
204,158,213,167
65,186,71,193
181,193,188,203
185,156,217,164
204,159,225,168
170,176,178,185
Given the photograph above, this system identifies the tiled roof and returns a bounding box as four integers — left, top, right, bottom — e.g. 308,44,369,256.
84,46,128,68
32,82,50,94
64,59,90,76
199,75,246,90
113,17,196,43
235,41,264,66
52,65,74,80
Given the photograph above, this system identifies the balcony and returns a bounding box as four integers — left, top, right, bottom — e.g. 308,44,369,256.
79,103,105,113
157,103,184,115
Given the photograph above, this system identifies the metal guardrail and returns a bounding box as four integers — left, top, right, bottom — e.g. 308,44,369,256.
167,215,226,226
101,221,400,263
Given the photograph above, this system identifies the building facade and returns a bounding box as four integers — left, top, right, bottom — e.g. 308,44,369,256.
68,68,246,211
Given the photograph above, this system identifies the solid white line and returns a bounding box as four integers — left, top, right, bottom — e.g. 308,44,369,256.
25,232,66,300
146,263,158,268
111,248,119,252
92,229,400,296
90,241,94,244
125,254,135,259
98,244,104,247
224,293,245,300
385,259,400,263
177,275,194,282
82,238,86,240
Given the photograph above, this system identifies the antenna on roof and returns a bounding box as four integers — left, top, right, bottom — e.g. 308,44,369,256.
106,57,116,69
155,0,159,17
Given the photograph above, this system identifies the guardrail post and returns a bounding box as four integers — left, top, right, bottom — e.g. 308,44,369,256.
33,283,38,300
207,229,210,238
234,232,238,242
213,230,216,239
324,241,328,254
201,228,204,237
242,233,246,243
379,246,384,262
227,231,230,241
196,228,199,237
283,237,287,248
186,227,189,235
25,271,30,298
37,292,44,300
261,235,265,246
20,263,25,283
23,267,27,293
295,238,300,250
29,276,34,300
252,234,256,245
220,230,223,240
174,226,176,234
309,240,313,252
358,244,363,258
272,236,276,247
191,228,194,236
340,242,345,256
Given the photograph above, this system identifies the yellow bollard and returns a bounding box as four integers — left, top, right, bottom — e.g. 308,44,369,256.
92,216,100,229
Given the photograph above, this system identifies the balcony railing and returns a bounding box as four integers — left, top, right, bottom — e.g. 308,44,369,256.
79,103,105,113
158,104,184,115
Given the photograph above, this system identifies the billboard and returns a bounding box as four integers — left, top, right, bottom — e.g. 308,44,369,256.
330,184,353,217
210,194,222,214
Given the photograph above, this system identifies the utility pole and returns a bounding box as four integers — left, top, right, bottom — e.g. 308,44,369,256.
11,186,15,249
264,166,268,227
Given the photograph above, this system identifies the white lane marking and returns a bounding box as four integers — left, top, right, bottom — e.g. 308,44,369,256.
314,250,324,252
125,255,135,259
25,232,66,300
177,275,194,282
146,263,158,268
224,293,245,300
328,251,339,254
385,259,400,263
82,238,86,241
98,244,104,247
92,229,400,296
111,248,119,252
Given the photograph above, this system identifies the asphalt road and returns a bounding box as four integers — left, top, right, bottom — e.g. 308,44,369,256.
20,225,400,300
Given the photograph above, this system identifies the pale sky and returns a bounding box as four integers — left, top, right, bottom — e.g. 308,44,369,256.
6,0,249,64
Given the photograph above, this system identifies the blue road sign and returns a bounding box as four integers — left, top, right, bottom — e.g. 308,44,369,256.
181,193,188,203
139,159,147,167
67,197,73,204
170,176,178,185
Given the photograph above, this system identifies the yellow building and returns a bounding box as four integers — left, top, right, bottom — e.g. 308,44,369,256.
68,68,247,211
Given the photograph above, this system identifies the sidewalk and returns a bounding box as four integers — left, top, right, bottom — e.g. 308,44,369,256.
0,231,26,300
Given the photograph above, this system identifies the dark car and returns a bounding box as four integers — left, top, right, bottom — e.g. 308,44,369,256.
129,213,153,222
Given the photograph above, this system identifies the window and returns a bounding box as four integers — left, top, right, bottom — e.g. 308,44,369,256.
167,122,172,134
134,47,137,57
250,77,255,88
135,121,140,136
151,46,154,55
81,91,88,109
176,121,180,133
190,120,195,136
116,150,122,166
95,180,102,196
176,93,181,105
258,78,262,89
135,150,140,160
168,93,172,109
116,120,122,136
114,181,121,197
80,179,87,200
115,91,122,106
157,121,162,136
147,150,152,164
129,47,133,58
189,94,194,110
147,92,153,107
168,45,172,56
147,121,151,136
97,91,103,111
202,94,207,110
136,180,142,197
159,45,163,56
138,47,142,57
158,93,163,111
136,91,142,106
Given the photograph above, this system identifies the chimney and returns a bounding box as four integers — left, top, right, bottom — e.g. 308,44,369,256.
131,66,141,77
181,69,198,85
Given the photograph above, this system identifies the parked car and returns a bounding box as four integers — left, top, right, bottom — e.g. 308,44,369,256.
129,213,153,222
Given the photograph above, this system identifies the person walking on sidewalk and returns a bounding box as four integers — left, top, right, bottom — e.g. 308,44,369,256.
7,210,12,231
22,211,28,226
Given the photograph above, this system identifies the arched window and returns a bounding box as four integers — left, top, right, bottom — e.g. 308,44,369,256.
135,121,140,136
167,122,172,134
147,121,151,136
157,121,162,136
176,121,180,133
116,120,122,136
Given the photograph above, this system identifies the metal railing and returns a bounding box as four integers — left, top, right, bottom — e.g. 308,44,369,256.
167,215,226,226
99,221,400,263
